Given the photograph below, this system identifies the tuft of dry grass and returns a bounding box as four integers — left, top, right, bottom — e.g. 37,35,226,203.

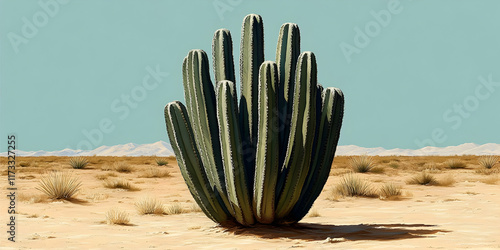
155,158,169,166
349,155,375,173
478,155,499,169
103,178,139,191
69,156,89,169
481,175,499,185
105,208,130,225
379,183,402,199
335,173,375,197
36,171,82,199
138,167,171,178
437,174,456,187
18,162,30,167
445,159,467,169
86,193,109,202
188,203,203,213
407,171,438,185
164,203,184,215
18,193,46,203
113,162,134,173
307,208,321,217
135,197,165,215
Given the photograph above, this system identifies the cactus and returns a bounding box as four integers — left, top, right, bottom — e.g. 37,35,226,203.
163,14,344,226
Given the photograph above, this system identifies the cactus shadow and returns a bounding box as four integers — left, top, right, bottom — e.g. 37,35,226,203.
222,223,450,242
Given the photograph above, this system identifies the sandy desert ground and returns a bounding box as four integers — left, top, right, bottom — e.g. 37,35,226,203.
1,155,499,249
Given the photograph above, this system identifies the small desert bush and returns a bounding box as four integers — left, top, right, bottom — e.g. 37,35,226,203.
18,162,30,167
69,156,89,169
113,162,134,173
478,155,499,169
388,162,400,169
103,178,138,191
105,208,130,225
135,197,165,215
155,158,169,166
349,155,374,173
138,167,171,178
307,208,321,217
407,171,438,185
437,174,455,187
379,183,402,199
335,173,375,197
445,159,467,169
188,203,203,213
164,203,184,215
36,171,82,199
18,193,46,203
481,175,499,185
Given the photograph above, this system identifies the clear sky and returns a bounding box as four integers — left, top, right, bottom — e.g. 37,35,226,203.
1,0,500,151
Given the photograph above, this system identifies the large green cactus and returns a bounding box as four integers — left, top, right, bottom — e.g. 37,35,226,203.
164,14,344,226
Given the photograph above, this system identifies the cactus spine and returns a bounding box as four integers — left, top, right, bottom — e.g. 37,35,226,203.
164,14,344,226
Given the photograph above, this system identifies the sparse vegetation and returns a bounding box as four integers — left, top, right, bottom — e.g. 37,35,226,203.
164,203,184,215
36,171,82,199
18,193,46,203
105,208,130,225
335,173,375,197
437,174,456,187
138,167,171,178
188,203,203,213
481,175,499,185
69,156,89,169
135,197,165,215
113,162,134,173
445,159,467,169
478,155,499,169
155,158,169,166
407,171,438,185
379,182,402,199
307,208,321,217
103,178,139,191
349,155,375,173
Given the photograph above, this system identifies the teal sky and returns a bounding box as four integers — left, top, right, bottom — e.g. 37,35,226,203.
1,0,500,151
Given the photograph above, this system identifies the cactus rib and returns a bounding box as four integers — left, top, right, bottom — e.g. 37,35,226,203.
216,80,255,226
253,61,279,224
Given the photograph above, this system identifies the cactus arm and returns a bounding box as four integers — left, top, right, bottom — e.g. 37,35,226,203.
184,50,232,214
239,14,265,189
275,23,301,167
212,29,236,85
164,101,230,224
275,52,318,220
287,87,344,222
217,80,255,226
253,61,279,224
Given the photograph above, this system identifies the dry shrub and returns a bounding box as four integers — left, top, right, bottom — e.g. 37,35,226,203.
69,156,89,169
113,162,134,173
135,197,165,215
481,175,499,185
36,171,82,199
18,193,46,203
437,174,456,187
478,155,499,169
335,173,375,197
164,203,184,215
445,159,467,169
188,203,203,213
407,171,438,185
103,178,139,191
138,167,171,178
155,158,169,166
307,208,321,217
349,155,375,173
105,208,130,225
379,183,402,199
